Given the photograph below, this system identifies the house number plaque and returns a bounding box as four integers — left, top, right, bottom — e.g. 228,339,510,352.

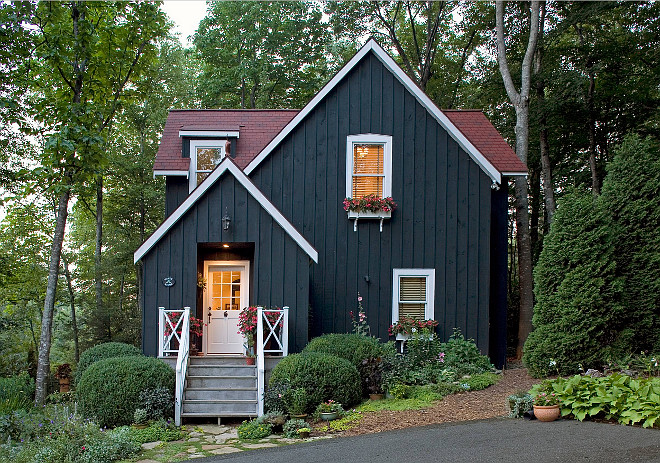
162,277,175,287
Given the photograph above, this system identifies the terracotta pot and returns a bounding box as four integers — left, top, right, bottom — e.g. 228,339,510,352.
533,404,560,422
246,356,256,365
369,393,384,401
58,378,70,393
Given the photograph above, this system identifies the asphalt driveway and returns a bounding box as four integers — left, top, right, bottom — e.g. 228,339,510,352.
188,418,660,463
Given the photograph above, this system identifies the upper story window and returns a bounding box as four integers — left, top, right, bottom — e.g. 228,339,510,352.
189,140,227,192
346,134,392,200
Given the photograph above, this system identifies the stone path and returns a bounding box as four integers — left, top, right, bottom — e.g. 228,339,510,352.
135,423,329,462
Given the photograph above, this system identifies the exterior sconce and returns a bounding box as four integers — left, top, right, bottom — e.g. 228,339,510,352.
222,208,231,231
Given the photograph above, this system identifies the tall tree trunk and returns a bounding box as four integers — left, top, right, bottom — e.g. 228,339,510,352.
587,71,600,196
529,167,541,264
35,185,71,405
95,175,103,326
533,1,556,224
496,0,540,359
62,254,80,363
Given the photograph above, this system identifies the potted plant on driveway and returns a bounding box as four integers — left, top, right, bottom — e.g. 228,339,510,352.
533,387,561,422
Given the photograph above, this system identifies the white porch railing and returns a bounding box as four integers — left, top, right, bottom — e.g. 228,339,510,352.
256,306,288,416
158,307,190,427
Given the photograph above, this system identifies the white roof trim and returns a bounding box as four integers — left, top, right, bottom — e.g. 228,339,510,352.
244,38,502,184
153,170,189,178
179,130,240,138
135,159,318,264
500,171,528,176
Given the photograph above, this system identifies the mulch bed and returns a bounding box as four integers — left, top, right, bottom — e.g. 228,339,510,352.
341,368,539,436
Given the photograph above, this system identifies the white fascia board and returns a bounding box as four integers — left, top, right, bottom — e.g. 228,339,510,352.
245,39,502,184
153,170,189,178
500,171,528,176
134,159,318,264
179,130,240,138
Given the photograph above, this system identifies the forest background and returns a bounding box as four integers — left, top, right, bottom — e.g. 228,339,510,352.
0,1,658,397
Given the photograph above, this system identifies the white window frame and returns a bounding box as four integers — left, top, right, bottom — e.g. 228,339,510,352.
189,140,227,192
392,268,435,332
345,134,392,202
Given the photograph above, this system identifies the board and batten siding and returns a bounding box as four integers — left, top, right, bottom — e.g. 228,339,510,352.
249,50,495,354
142,172,310,356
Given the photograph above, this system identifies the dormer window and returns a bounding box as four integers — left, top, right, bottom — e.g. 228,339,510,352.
190,140,228,192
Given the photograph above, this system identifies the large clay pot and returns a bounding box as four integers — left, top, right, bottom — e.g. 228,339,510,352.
59,378,70,393
533,405,560,422
246,356,256,365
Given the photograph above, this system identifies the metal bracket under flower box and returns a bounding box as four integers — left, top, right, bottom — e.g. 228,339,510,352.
347,210,392,232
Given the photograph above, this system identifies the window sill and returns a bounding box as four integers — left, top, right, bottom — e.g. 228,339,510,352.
347,210,391,232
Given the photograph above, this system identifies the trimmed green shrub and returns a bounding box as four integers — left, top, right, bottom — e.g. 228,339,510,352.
77,356,175,428
464,372,500,391
524,189,623,377
0,372,34,414
269,352,362,412
303,333,385,368
237,419,272,440
76,342,141,384
303,334,389,396
127,420,183,443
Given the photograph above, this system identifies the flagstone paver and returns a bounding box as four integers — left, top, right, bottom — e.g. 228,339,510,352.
210,447,243,455
141,441,163,450
240,442,278,449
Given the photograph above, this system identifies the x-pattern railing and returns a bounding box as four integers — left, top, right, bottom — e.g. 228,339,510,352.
159,308,185,356
256,306,288,416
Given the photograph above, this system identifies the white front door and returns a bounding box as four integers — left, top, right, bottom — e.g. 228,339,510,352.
204,261,249,354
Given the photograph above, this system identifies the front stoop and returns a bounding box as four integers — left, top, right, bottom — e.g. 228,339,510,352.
181,356,258,419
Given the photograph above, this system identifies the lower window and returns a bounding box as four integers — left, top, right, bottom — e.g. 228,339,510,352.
392,269,435,324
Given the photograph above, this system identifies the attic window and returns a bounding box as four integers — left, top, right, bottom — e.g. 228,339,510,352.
346,134,392,200
190,140,227,192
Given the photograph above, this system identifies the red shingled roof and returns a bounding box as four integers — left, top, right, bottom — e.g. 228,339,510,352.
442,110,527,174
154,108,526,176
154,109,299,171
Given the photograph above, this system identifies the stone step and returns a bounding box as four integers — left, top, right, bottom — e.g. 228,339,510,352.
188,365,256,377
186,375,257,389
189,355,247,366
181,411,257,418
182,399,258,415
184,387,258,401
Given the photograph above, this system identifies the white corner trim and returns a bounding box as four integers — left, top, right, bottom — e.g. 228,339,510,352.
179,130,239,138
345,134,393,199
391,268,435,324
134,159,318,264
153,170,189,178
244,38,502,184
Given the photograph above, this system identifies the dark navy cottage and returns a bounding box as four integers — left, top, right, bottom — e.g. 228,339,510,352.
134,40,527,407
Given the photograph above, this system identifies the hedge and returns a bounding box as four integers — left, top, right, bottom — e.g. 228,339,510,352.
77,356,174,428
269,352,361,413
76,342,142,384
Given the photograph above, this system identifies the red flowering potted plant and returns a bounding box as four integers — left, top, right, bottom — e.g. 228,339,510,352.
343,194,397,216
164,311,205,355
238,306,284,363
533,383,561,422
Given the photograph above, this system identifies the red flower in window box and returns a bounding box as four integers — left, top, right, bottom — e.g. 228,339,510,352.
343,195,397,213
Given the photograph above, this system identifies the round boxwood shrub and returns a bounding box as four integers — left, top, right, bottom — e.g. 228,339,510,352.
269,352,361,413
77,356,175,428
76,342,142,384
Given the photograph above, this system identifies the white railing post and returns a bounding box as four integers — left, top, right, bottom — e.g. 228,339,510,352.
158,307,165,357
282,306,289,356
174,307,190,427
256,306,265,416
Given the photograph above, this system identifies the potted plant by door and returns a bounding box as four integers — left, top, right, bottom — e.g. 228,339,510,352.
189,316,205,356
55,364,72,393
532,389,561,422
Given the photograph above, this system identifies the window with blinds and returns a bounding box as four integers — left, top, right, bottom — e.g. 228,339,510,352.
352,144,384,197
398,276,427,320
392,269,435,325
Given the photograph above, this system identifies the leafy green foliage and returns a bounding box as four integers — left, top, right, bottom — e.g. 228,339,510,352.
282,418,310,439
75,342,141,384
440,329,495,376
0,373,34,415
194,1,330,109
126,420,183,444
526,136,660,377
269,352,362,412
237,419,272,441
464,373,500,391
138,387,174,421
538,374,660,428
77,356,174,428
507,392,534,418
263,383,289,414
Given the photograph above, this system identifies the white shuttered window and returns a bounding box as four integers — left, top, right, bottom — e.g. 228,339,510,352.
346,134,392,200
392,269,435,323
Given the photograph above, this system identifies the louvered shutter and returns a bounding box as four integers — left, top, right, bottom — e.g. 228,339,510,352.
399,276,427,320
